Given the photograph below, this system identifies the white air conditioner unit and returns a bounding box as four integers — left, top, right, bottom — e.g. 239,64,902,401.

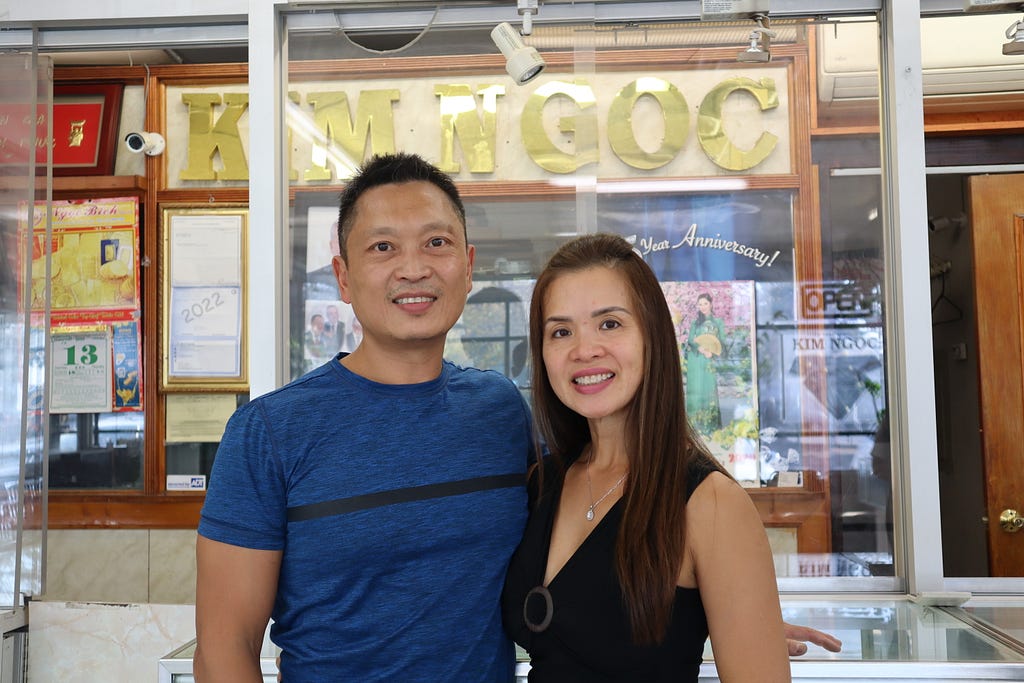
817,14,1024,102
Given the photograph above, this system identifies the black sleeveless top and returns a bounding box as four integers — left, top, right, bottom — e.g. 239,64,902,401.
501,454,718,682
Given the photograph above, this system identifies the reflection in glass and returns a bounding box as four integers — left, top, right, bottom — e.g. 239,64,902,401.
281,10,894,583
0,54,49,605
450,281,533,393
48,412,144,489
962,604,1024,647
768,601,1024,663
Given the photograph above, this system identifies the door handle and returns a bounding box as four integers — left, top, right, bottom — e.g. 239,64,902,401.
999,509,1024,533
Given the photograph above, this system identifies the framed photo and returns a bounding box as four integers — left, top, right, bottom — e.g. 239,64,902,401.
662,280,760,485
290,193,352,379
161,206,248,392
46,83,124,176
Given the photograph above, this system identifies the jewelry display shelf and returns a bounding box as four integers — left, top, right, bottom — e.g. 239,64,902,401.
159,599,1024,682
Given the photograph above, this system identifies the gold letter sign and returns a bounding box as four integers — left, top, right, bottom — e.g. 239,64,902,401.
521,80,599,174
180,93,251,181
607,77,689,171
697,77,779,172
434,84,505,174
303,89,400,181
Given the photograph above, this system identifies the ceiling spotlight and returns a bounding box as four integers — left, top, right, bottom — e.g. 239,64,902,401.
737,14,775,63
1004,16,1024,55
517,0,539,36
491,21,546,85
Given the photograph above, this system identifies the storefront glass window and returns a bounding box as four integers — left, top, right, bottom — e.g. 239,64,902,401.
0,53,48,602
282,8,893,585
920,12,1024,582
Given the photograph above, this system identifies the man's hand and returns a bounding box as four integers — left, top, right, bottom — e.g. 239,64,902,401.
783,622,842,656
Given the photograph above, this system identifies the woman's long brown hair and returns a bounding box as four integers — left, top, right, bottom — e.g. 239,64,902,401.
530,233,720,645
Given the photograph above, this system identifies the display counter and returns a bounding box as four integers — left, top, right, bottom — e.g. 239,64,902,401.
160,599,1024,682
0,608,26,683
960,601,1024,649
736,598,1024,682
158,637,279,683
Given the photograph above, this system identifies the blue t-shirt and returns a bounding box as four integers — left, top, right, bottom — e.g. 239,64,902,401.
199,356,531,682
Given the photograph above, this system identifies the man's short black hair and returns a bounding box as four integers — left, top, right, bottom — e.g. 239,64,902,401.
335,153,466,261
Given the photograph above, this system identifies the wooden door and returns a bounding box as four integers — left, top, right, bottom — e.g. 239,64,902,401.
968,173,1024,576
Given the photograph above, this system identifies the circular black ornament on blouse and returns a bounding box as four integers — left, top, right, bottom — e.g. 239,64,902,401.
523,585,554,633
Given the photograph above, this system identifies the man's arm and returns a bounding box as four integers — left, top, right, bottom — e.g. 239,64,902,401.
784,622,843,656
194,536,282,682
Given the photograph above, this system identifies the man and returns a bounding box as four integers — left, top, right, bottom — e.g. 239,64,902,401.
303,312,325,350
302,312,331,371
195,153,839,682
195,153,532,681
321,303,344,353
304,220,343,302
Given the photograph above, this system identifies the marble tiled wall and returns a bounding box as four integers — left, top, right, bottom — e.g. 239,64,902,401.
41,528,799,601
27,600,195,682
43,529,197,604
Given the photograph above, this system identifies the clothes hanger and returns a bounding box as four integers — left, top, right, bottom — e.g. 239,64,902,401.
931,269,962,325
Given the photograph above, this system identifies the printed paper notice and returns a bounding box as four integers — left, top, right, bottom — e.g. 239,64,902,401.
165,393,237,443
50,328,112,413
700,0,769,19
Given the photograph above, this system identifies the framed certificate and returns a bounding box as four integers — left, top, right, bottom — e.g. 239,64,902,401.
161,206,248,391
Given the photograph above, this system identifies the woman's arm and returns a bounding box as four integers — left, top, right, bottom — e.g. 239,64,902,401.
687,472,791,682
686,322,701,354
712,318,726,356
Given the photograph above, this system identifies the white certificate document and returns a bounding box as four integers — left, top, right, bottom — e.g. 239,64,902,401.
169,214,242,286
162,208,247,386
170,286,241,338
169,287,242,376
170,338,240,376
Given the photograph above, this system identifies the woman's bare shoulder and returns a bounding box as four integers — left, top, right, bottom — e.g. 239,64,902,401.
686,470,761,537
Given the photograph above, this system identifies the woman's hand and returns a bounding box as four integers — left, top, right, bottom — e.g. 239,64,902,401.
784,623,842,655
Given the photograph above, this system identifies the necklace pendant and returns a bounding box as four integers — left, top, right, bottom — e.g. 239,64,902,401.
586,507,595,521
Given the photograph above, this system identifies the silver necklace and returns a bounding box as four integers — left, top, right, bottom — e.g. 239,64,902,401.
585,457,627,521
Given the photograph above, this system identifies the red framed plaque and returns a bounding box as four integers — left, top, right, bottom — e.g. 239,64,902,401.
0,83,124,175
46,83,123,176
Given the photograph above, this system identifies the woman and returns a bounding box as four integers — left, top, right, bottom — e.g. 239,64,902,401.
685,292,725,432
502,234,790,682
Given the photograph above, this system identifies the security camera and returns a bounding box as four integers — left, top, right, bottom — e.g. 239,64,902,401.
124,131,165,156
491,22,545,85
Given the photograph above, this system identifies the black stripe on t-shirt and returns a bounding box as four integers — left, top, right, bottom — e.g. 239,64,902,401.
286,473,524,522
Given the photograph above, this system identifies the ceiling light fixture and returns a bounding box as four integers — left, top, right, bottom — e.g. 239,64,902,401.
1004,15,1024,55
737,13,775,63
491,0,546,85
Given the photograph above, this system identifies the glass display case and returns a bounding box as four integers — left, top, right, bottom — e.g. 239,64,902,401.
767,599,1024,681
959,602,1024,651
158,638,279,683
160,599,1024,681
